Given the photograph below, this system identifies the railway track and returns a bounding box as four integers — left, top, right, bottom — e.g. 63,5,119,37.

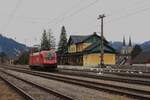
2,65,150,99
58,65,150,73
2,64,150,86
57,70,150,86
103,71,150,79
0,72,35,100
0,68,73,100
59,67,150,77
5,65,150,79
4,64,150,79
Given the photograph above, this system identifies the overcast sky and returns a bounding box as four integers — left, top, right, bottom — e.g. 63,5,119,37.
0,0,150,46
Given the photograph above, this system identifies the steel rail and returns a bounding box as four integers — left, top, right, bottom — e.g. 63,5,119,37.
0,71,35,100
2,66,150,100
3,64,150,78
57,69,150,86
3,65,150,86
0,70,73,100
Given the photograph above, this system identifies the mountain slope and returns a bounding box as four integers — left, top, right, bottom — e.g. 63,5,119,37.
109,41,123,52
0,35,28,59
110,41,150,52
140,41,150,51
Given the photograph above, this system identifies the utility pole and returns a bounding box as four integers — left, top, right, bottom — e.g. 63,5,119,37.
98,14,105,68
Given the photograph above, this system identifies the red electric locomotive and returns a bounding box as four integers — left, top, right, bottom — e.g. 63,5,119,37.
29,46,57,70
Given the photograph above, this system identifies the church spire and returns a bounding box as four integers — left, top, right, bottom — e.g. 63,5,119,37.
123,36,126,46
129,36,132,46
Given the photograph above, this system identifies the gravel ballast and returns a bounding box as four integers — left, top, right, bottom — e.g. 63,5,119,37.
0,71,67,100
0,77,25,100
4,69,136,100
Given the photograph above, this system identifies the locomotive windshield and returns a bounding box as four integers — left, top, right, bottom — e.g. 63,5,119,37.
30,45,41,53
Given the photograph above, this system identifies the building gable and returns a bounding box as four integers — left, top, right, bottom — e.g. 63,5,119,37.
67,33,114,54
83,33,108,44
84,34,100,43
67,32,108,45
67,35,89,45
84,42,116,54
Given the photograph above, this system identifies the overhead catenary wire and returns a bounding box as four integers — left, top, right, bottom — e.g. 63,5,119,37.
106,5,150,23
50,0,100,26
50,0,150,34
1,0,149,26
1,0,150,46
49,0,87,22
86,1,150,33
107,0,150,17
1,0,23,33
12,0,87,23
0,0,87,23
50,0,150,26
0,0,91,26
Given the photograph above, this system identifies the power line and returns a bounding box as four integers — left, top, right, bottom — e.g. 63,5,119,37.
49,0,100,25
89,4,150,39
1,0,23,33
50,0,86,21
86,1,150,32
0,0,148,24
107,0,150,17
0,0,89,25
1,0,150,36
106,5,150,24
13,0,86,22
13,0,150,25
51,0,150,32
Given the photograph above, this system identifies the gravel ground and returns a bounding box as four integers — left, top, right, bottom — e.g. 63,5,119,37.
0,71,66,100
0,78,25,100
4,69,136,100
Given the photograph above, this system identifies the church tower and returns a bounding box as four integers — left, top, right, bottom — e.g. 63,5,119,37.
123,36,126,46
127,36,133,54
129,36,132,47
121,36,126,54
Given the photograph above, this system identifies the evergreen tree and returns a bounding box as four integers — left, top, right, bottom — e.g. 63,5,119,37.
58,26,67,53
131,45,142,59
0,52,8,63
47,29,56,49
41,29,50,50
14,51,29,65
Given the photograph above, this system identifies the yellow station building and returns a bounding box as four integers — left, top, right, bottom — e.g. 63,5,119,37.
58,32,116,66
